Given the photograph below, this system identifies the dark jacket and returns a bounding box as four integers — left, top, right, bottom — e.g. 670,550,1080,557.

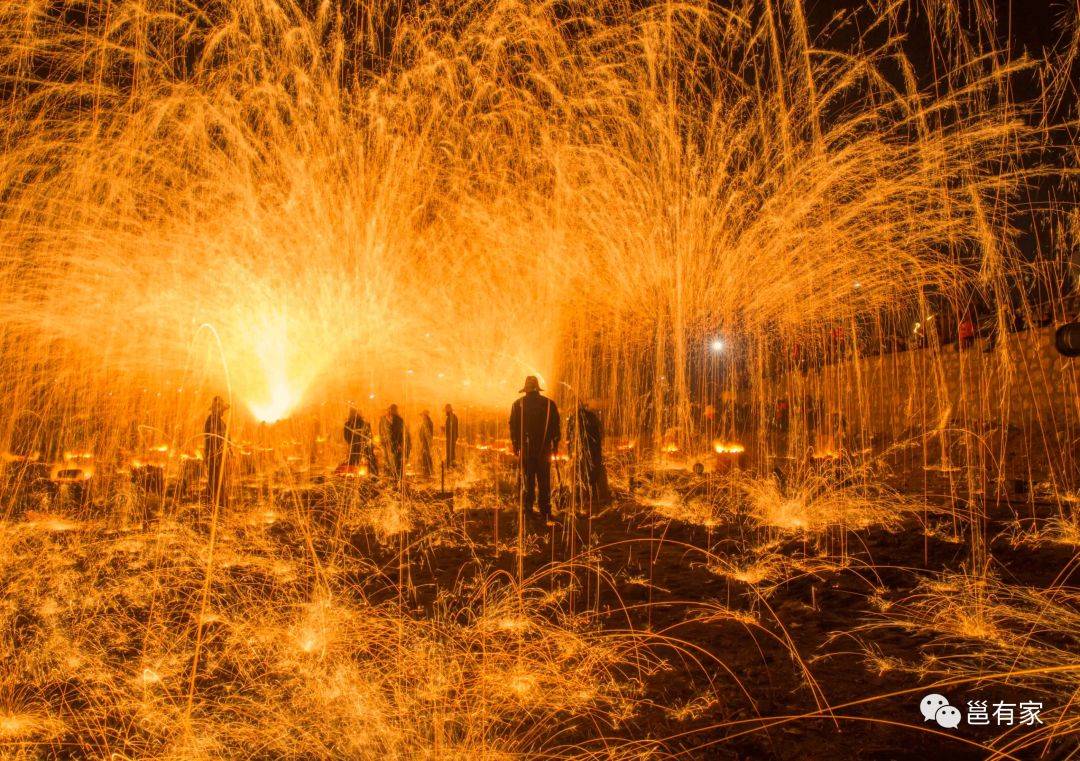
204,413,227,458
379,413,405,452
509,391,560,459
568,407,603,465
345,412,369,463
344,412,366,448
419,416,434,447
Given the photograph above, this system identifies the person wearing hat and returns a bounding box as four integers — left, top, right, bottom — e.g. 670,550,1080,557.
343,406,368,468
379,404,407,480
509,375,561,524
204,396,229,506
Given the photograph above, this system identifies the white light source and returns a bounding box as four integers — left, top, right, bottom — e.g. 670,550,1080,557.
710,338,725,353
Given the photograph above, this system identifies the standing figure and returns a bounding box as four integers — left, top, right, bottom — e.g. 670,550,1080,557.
308,416,322,468
509,376,560,523
958,310,976,350
379,404,406,480
444,404,459,469
568,402,609,503
344,407,367,468
363,415,379,475
418,410,434,477
204,396,229,506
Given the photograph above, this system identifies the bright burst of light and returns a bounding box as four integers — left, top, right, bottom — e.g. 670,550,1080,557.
0,0,1049,434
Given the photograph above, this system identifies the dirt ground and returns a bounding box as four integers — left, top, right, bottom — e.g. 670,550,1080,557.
6,453,1075,760
330,469,1076,760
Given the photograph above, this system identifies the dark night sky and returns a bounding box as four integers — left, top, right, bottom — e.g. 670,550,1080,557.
803,0,1069,51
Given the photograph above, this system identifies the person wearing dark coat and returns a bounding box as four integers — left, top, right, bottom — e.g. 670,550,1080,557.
567,402,609,502
444,404,459,469
418,410,434,477
363,416,379,475
379,404,406,479
204,396,229,505
344,407,367,468
509,376,560,522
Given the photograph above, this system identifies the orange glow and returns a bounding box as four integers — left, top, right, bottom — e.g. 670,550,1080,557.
2,451,39,463
50,464,94,482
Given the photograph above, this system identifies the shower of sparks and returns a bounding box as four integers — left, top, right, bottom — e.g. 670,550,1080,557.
0,0,1047,431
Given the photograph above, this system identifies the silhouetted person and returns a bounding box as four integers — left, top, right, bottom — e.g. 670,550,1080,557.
418,410,434,477
510,376,560,523
308,416,321,468
444,404,459,469
380,404,406,479
204,396,229,506
568,402,609,502
344,407,367,468
958,311,975,350
363,417,379,475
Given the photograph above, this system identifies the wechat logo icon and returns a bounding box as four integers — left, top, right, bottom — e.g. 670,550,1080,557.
920,694,961,729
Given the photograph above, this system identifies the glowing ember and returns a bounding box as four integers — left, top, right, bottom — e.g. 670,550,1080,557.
496,617,531,633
